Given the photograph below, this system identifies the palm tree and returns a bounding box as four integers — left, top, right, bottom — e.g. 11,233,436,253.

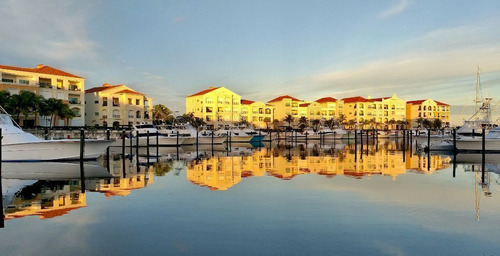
433,118,443,130
0,91,11,110
324,118,335,130
338,114,347,129
152,104,172,124
298,116,308,131
416,118,425,129
311,119,321,132
283,114,294,130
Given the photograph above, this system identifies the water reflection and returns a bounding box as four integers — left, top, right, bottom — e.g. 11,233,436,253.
186,141,451,191
1,158,154,221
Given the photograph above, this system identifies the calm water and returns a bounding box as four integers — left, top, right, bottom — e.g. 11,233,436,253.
1,140,500,255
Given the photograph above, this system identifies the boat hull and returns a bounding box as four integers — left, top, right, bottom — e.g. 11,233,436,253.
455,139,500,152
2,139,114,161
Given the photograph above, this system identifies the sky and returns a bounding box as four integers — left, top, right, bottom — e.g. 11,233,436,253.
0,0,499,125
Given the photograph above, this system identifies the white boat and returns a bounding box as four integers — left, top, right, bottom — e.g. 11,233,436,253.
298,127,346,140
454,127,500,151
0,111,114,161
214,128,253,143
158,124,226,145
132,124,185,146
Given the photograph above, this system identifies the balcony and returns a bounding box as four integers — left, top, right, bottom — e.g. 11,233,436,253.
38,82,53,89
102,115,108,119
69,85,80,91
69,99,80,104
112,114,120,118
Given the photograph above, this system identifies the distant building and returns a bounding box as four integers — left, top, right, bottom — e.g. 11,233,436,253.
266,95,302,122
342,94,406,129
240,99,274,128
0,64,85,126
85,83,152,127
406,99,450,128
185,87,241,127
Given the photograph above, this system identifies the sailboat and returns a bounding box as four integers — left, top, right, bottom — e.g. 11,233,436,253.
457,66,496,137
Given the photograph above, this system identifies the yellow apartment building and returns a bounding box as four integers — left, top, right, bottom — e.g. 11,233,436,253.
240,99,275,128
342,94,406,129
406,99,450,128
187,156,243,190
4,181,87,220
0,64,85,126
85,83,153,127
266,95,302,122
315,97,343,119
186,87,241,127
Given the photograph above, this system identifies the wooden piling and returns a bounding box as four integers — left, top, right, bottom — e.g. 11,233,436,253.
106,129,110,172
146,131,150,166
80,129,86,193
482,128,486,183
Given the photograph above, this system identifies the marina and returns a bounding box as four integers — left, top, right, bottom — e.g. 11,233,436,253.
1,138,500,255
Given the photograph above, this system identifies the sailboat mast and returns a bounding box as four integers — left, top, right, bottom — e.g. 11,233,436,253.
474,66,482,113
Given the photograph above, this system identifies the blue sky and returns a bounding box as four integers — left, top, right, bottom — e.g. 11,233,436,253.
1,0,499,124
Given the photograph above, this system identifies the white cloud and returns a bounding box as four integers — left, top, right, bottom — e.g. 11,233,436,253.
379,0,411,18
0,0,99,64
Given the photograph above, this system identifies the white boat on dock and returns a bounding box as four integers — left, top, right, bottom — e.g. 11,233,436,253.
0,110,114,161
454,127,500,152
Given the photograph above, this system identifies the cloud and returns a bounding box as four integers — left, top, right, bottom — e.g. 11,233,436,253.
142,72,165,82
0,0,99,64
379,0,411,18
282,22,500,107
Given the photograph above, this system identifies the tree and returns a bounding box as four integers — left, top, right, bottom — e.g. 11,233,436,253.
298,116,309,131
311,119,321,132
8,90,39,126
433,118,443,130
324,118,336,130
152,104,172,124
338,114,347,128
422,118,433,130
283,114,294,130
416,118,425,129
0,91,11,111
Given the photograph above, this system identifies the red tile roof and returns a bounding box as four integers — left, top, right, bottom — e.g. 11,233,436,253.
0,64,83,78
267,95,301,103
367,97,389,102
116,89,144,95
435,100,450,106
241,99,255,105
85,84,121,93
316,97,337,103
187,87,221,97
342,96,368,103
407,100,426,105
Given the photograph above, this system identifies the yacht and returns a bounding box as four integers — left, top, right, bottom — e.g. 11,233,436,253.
454,127,500,152
214,127,253,143
0,111,114,161
132,124,184,146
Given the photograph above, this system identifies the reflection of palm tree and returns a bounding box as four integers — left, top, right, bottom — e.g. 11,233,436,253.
154,160,173,176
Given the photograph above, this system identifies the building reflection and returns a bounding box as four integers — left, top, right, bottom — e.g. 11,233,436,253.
186,141,450,190
2,157,155,220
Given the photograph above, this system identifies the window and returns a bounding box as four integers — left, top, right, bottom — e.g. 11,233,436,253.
19,79,29,85
102,97,108,106
128,98,132,104
112,97,119,106
95,112,99,116
136,99,140,105
2,78,14,83
136,111,141,118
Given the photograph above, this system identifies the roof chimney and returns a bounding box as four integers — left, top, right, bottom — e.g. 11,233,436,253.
36,64,44,68
103,83,110,87
209,86,214,89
